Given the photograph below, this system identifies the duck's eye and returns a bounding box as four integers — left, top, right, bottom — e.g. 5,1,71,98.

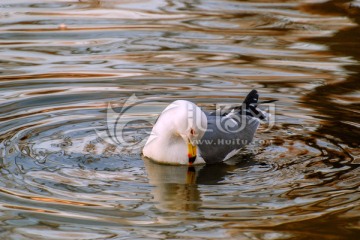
190,128,195,135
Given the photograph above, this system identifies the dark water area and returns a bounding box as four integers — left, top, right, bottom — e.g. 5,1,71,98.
0,0,359,239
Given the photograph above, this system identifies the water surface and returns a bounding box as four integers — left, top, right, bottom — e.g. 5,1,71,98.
0,0,359,239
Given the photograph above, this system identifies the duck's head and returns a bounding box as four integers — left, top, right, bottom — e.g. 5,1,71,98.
143,100,207,165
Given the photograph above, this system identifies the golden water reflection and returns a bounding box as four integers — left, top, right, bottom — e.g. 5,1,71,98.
0,0,359,239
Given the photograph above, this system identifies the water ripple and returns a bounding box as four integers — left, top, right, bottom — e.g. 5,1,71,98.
0,0,359,239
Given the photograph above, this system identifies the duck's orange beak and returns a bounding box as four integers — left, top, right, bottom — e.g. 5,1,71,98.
188,142,197,165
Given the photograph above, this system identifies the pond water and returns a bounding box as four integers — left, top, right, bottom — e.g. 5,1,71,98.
0,0,359,239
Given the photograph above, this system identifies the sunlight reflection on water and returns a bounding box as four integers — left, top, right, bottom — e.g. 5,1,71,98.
0,0,359,239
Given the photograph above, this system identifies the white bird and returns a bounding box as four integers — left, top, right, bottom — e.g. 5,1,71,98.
142,90,269,165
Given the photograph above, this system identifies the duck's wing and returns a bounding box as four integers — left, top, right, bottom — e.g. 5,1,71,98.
198,113,260,164
198,90,267,164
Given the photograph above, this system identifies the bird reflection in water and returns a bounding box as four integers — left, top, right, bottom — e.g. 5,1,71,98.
143,155,256,212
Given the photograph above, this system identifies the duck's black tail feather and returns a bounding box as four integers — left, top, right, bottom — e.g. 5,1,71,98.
243,89,259,108
241,89,269,120
216,89,276,120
